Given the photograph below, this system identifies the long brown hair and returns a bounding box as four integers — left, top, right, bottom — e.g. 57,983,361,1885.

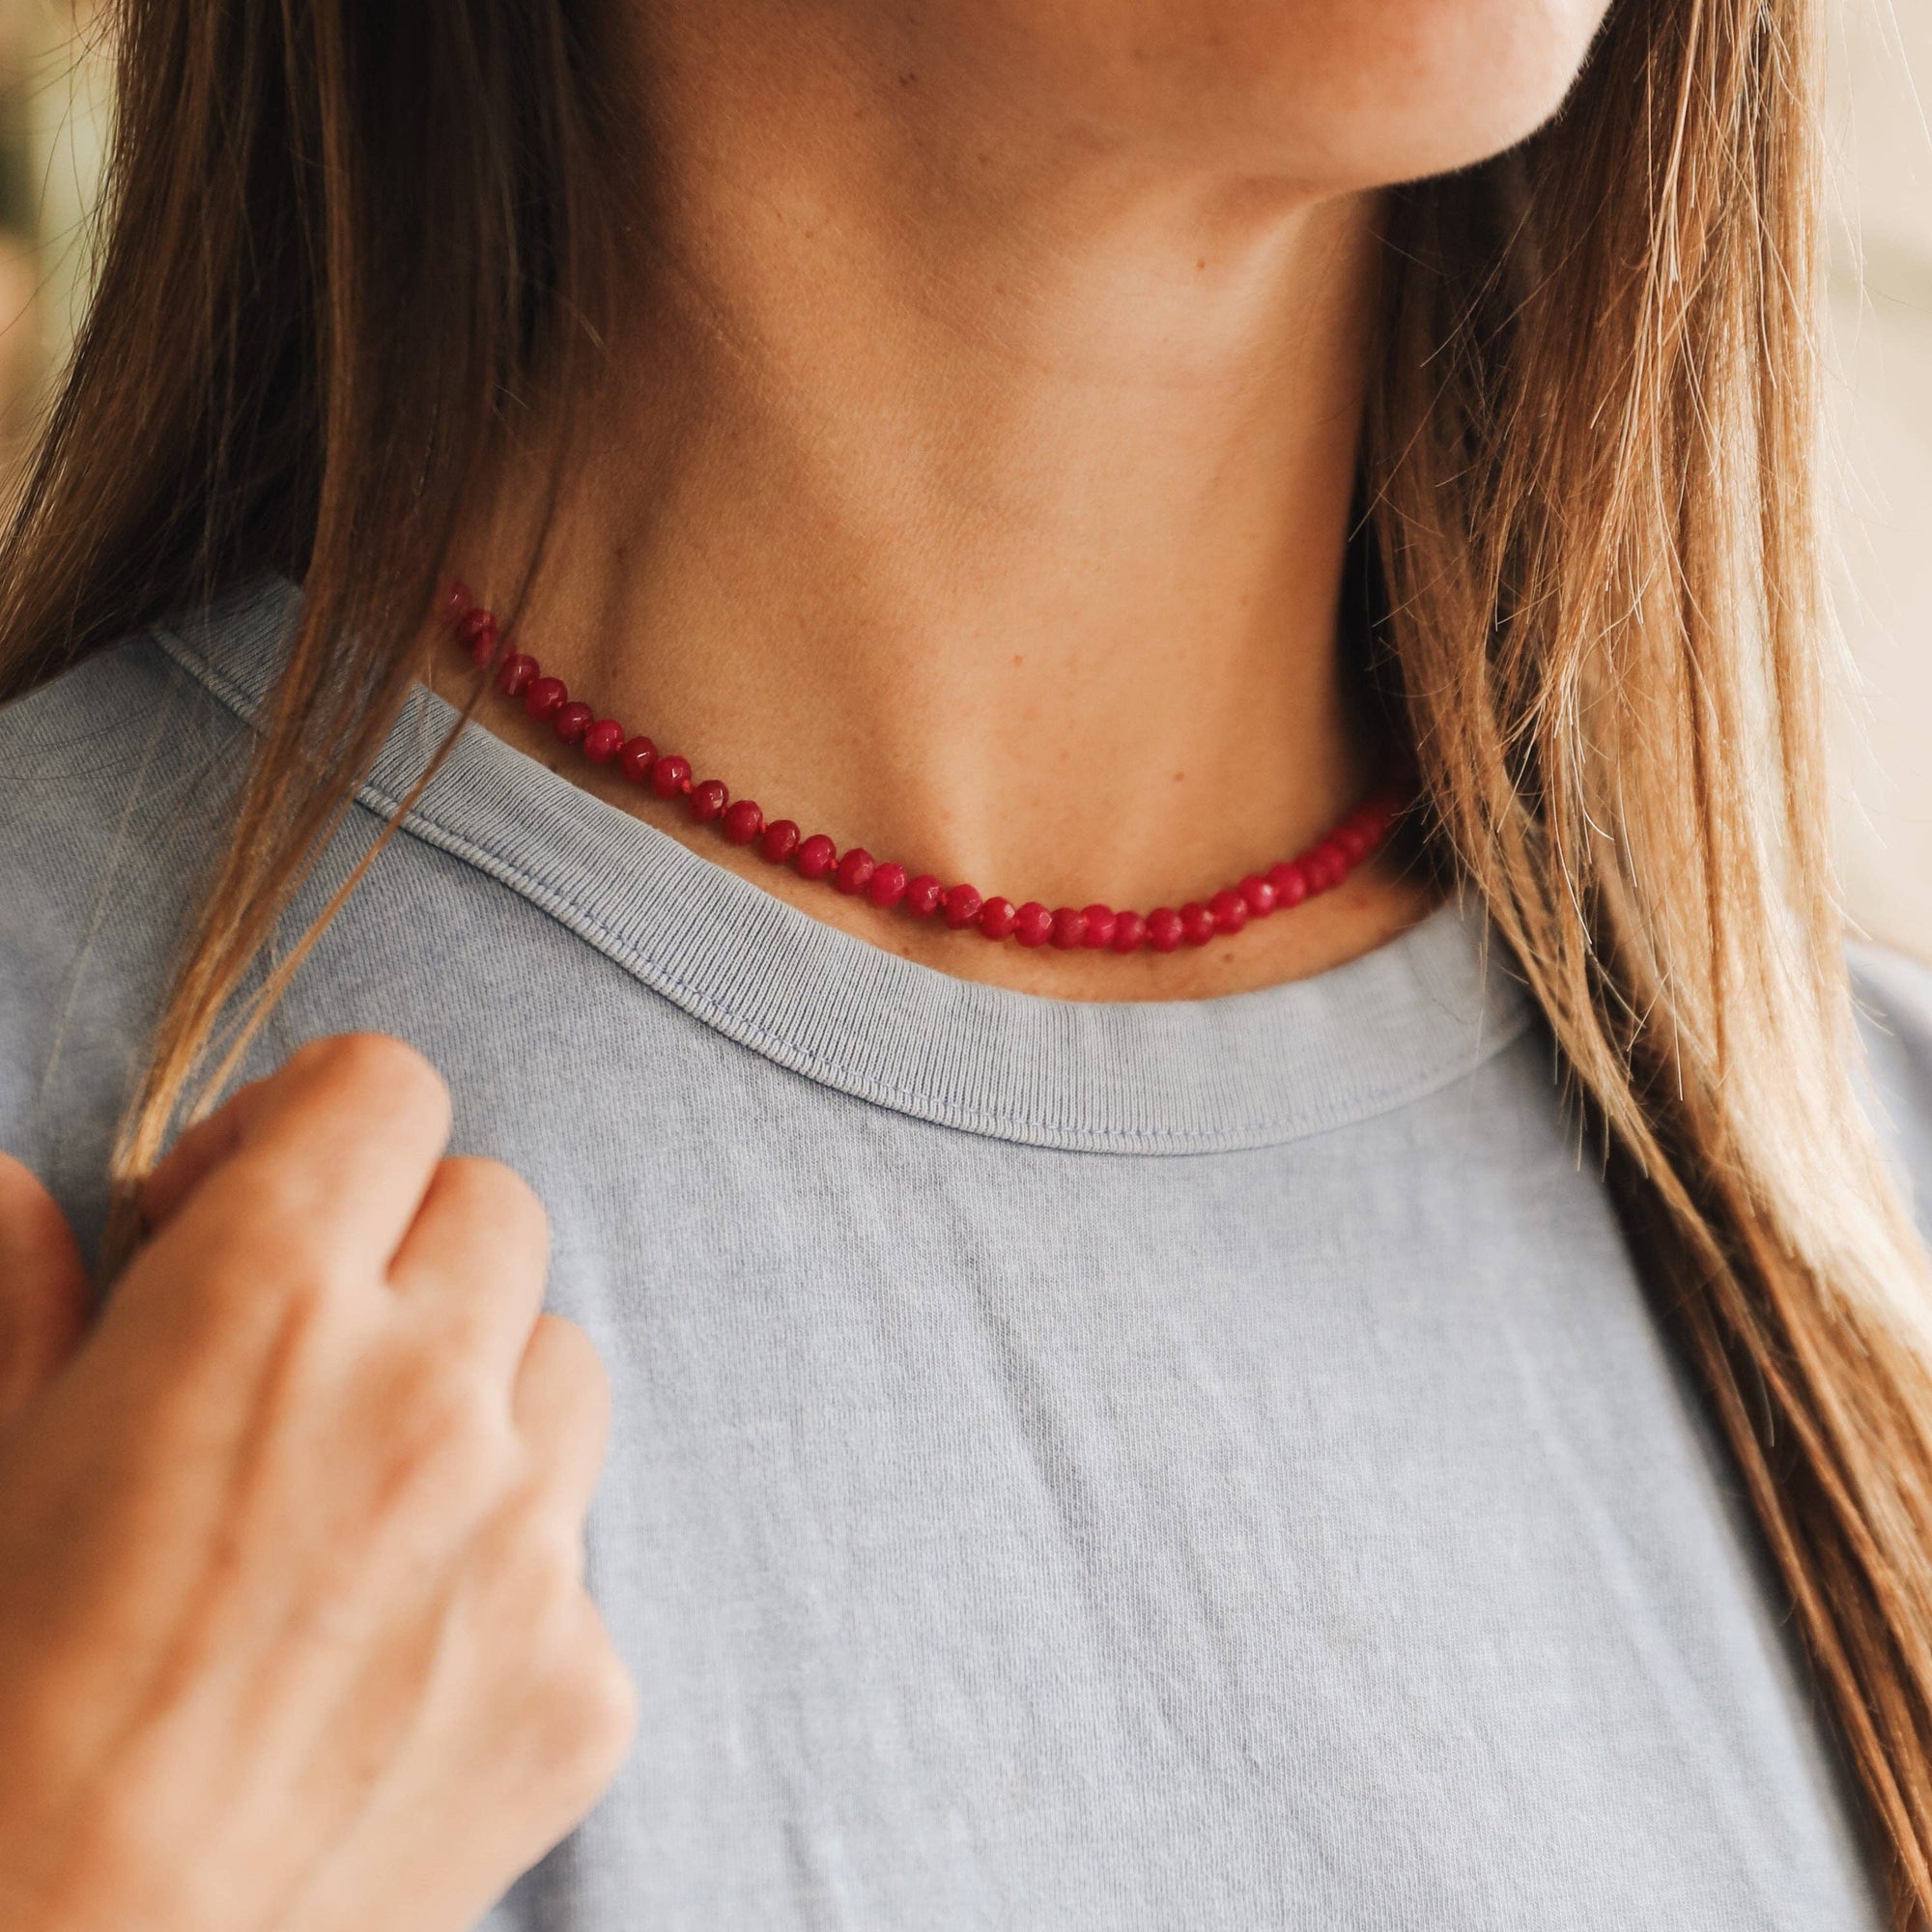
7,0,1932,1913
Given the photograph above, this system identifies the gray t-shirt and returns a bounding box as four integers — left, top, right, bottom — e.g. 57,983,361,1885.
5,578,1932,1930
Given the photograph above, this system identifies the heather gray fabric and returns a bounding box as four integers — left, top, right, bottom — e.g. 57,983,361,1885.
5,576,1931,1931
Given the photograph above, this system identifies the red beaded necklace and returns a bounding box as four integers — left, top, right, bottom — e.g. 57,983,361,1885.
441,582,1402,955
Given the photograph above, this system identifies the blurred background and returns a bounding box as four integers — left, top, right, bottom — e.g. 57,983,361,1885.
0,0,1925,955
1828,3,1932,955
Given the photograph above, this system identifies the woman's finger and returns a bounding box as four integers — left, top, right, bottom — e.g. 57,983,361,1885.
388,1156,550,1381
510,1314,611,1521
138,1071,276,1235
155,1033,455,1289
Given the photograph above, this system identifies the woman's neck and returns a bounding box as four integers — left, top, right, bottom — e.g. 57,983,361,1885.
446,10,1432,999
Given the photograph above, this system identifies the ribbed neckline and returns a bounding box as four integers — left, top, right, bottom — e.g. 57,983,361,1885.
152,577,1534,1156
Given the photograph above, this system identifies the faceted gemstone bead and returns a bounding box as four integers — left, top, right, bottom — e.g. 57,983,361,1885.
1111,909,1147,953
441,581,474,626
1013,901,1052,948
835,847,876,895
1238,873,1276,917
723,799,764,845
582,718,624,764
1300,849,1337,894
1336,824,1371,864
618,735,657,784
904,874,944,917
978,895,1016,940
651,753,693,799
759,818,801,863
1147,907,1182,953
1266,861,1307,908
1179,902,1216,947
944,883,983,929
867,861,908,909
497,652,539,699
457,608,497,666
1209,888,1248,936
796,833,838,880
690,779,728,823
553,700,592,746
525,675,567,724
1050,907,1087,951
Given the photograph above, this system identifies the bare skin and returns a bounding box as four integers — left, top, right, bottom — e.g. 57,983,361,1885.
443,87,1413,1000
440,0,1609,1000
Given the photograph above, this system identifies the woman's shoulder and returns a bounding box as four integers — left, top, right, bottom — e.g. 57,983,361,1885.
0,608,260,1212
0,612,251,918
1852,942,1932,1238
0,580,290,892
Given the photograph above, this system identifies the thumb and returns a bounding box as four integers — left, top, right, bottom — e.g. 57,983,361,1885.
0,1152,92,1428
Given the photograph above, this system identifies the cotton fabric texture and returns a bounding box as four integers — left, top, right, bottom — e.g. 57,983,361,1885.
4,579,1931,1930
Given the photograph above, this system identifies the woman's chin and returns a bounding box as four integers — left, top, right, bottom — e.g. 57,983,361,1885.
977,0,1617,195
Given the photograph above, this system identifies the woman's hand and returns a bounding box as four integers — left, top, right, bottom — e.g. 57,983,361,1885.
0,1034,637,1932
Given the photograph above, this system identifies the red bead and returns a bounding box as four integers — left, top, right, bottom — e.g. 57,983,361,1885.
618,735,657,783
1209,888,1248,936
760,818,801,864
944,883,983,929
723,799,764,845
978,895,1016,940
1239,873,1276,917
905,874,944,917
458,608,498,666
1300,848,1338,894
1335,824,1371,865
582,718,624,764
796,834,837,880
651,753,693,799
1081,903,1117,950
1014,901,1053,948
525,675,567,724
441,581,475,626
1050,907,1087,951
553,699,592,746
836,846,876,895
497,651,539,698
1179,902,1216,947
690,778,729,823
867,861,908,908
1267,861,1308,908
1147,908,1183,952
1111,910,1147,953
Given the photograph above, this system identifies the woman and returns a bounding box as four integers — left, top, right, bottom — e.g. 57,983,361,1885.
1,0,1929,1924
